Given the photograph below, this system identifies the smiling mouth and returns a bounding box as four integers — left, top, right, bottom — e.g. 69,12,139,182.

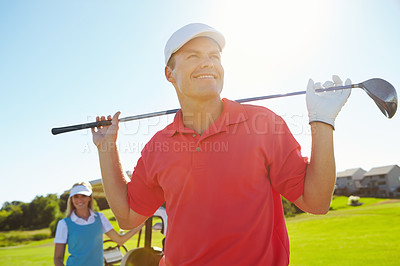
195,74,217,79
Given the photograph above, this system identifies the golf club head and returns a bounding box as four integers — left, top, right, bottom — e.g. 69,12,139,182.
360,78,397,118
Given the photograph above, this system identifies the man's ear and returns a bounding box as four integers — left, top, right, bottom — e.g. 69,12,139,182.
165,66,176,83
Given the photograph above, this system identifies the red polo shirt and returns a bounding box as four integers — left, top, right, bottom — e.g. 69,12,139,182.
127,98,308,266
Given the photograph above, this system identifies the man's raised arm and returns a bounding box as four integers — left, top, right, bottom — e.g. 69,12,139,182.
295,75,351,214
92,112,148,229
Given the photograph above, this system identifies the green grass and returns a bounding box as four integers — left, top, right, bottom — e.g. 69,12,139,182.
287,200,400,265
101,208,165,250
0,228,51,247
0,198,398,265
0,238,55,265
329,196,386,211
0,209,164,265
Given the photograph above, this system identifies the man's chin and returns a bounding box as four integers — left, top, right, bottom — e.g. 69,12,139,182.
198,86,223,97
197,91,222,101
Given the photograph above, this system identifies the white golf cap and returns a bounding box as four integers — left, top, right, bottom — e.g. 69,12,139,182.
69,185,92,198
164,23,225,65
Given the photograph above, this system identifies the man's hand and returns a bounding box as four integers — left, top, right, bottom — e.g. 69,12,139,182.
306,75,351,129
92,111,121,150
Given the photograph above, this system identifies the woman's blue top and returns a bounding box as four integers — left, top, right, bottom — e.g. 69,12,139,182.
64,213,104,266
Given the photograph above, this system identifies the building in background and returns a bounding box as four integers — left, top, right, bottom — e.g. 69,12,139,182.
358,165,400,197
335,168,366,196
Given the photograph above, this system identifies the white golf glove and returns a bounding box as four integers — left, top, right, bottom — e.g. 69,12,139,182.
306,75,351,129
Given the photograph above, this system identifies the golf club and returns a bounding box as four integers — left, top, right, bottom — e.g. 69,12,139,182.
51,78,397,135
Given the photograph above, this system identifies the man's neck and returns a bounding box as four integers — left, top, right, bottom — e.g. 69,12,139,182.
180,97,223,135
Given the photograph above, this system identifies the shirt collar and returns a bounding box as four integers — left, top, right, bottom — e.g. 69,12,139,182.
163,98,248,137
71,209,97,222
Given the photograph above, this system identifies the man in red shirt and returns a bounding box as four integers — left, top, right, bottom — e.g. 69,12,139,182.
93,23,351,265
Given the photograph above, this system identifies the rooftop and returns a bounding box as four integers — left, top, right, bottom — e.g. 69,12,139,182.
337,168,366,179
364,165,399,176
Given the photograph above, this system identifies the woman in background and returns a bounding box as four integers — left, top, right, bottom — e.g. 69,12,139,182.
54,181,143,266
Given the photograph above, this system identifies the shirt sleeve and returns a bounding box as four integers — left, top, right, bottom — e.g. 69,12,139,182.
54,219,68,244
127,156,165,217
268,115,308,202
98,212,114,233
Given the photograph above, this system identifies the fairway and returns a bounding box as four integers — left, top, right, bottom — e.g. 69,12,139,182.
0,199,398,265
0,209,165,265
287,200,400,265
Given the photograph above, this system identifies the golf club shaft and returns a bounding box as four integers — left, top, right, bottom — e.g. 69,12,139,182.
51,84,355,135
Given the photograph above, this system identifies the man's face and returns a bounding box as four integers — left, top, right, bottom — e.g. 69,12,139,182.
167,37,224,101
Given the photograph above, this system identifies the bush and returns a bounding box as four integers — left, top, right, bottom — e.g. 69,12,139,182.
95,197,110,210
282,197,297,217
32,233,49,241
347,195,363,206
93,198,100,212
0,230,51,247
49,214,65,238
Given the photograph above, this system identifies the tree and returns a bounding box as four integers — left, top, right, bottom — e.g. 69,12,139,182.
24,194,61,229
59,192,69,213
1,203,25,230
0,210,8,229
1,193,101,231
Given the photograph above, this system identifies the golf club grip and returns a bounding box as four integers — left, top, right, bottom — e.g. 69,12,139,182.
51,120,112,135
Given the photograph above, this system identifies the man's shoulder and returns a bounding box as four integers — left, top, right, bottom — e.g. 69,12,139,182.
223,98,278,118
153,122,176,139
139,121,176,153
239,102,279,120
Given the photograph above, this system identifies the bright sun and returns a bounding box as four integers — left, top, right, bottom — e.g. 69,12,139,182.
212,0,333,96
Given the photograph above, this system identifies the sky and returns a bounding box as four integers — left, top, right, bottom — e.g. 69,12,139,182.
1,0,399,206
